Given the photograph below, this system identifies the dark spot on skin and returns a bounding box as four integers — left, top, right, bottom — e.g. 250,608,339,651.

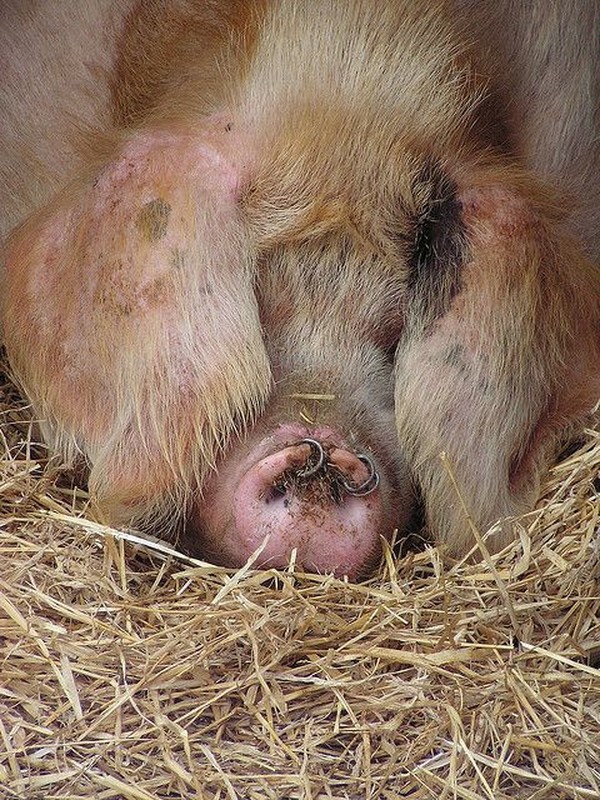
136,198,171,242
224,122,233,132
170,248,185,269
407,163,466,326
442,343,469,374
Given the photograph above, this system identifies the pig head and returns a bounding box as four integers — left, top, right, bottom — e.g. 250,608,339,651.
1,0,599,578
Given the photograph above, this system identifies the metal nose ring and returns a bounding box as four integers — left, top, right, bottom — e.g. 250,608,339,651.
341,453,380,496
295,438,326,477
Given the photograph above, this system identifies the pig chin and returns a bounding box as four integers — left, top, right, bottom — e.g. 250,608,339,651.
185,422,408,579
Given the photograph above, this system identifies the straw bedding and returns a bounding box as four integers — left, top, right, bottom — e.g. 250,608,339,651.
1,364,599,800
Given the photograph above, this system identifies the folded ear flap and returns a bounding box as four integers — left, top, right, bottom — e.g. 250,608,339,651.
394,180,600,556
3,130,270,524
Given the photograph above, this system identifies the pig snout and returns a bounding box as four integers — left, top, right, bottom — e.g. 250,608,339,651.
194,426,394,578
235,439,381,572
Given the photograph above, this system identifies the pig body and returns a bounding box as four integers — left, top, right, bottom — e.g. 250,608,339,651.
1,1,599,577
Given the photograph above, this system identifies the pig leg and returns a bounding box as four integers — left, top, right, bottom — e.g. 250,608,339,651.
2,124,270,529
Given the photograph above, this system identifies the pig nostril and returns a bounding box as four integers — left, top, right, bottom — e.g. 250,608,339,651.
340,453,380,496
270,440,381,502
263,484,291,506
295,438,325,477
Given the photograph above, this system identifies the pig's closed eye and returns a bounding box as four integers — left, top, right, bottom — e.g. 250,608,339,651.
407,167,466,323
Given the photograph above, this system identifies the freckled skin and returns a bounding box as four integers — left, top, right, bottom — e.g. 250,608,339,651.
136,198,171,242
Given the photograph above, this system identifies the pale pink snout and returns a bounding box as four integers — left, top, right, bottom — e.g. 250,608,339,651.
197,426,388,578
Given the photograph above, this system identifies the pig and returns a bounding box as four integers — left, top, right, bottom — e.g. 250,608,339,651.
1,0,599,578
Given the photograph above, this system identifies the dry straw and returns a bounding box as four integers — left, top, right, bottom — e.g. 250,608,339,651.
0,365,598,800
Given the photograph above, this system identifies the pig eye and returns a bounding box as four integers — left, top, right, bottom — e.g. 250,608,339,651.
407,166,465,322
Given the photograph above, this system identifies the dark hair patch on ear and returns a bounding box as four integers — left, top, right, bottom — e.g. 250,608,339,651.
407,163,467,327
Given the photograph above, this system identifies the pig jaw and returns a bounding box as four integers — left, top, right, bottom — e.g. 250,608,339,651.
190,423,406,579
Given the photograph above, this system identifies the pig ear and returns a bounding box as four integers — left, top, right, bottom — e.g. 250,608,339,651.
3,131,270,522
394,181,600,556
